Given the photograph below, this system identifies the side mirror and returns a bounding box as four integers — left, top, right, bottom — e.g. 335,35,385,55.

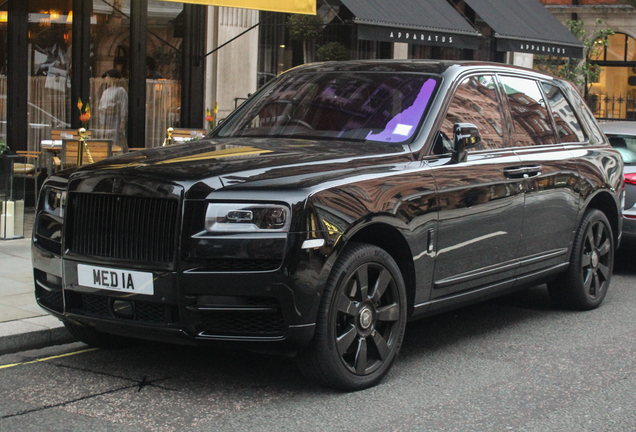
452,123,481,163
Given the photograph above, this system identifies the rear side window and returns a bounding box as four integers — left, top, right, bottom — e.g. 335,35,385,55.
500,76,557,146
541,82,586,143
441,75,505,151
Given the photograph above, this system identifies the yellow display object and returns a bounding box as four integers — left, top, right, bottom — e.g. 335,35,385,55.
156,0,315,14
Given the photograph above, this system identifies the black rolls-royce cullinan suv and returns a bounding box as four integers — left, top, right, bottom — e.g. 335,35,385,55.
32,61,623,390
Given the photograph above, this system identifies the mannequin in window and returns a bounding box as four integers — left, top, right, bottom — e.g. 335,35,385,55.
98,69,128,151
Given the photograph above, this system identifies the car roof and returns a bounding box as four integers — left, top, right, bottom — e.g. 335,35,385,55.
284,60,555,81
600,121,636,136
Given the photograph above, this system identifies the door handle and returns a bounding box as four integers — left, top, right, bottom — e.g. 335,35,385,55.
524,165,542,177
503,165,542,179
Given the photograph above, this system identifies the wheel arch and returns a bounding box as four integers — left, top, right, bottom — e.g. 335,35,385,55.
585,190,621,247
347,222,417,317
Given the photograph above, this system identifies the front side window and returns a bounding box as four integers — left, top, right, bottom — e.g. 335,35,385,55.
440,75,504,152
215,72,438,144
500,76,557,146
541,82,586,143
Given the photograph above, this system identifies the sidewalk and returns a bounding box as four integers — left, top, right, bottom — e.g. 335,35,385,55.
0,223,73,355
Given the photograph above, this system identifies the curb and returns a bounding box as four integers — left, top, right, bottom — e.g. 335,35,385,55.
0,315,75,356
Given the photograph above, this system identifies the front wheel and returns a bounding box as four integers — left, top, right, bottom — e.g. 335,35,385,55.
297,243,407,391
548,209,614,310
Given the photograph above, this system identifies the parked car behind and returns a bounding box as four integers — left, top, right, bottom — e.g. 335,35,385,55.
32,61,623,390
601,121,636,245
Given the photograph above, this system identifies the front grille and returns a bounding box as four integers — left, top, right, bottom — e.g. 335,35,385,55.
80,293,175,325
136,302,171,323
83,294,110,317
195,297,286,338
198,310,286,337
67,193,179,265
36,288,64,313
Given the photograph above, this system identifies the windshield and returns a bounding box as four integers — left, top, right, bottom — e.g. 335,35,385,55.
215,72,439,144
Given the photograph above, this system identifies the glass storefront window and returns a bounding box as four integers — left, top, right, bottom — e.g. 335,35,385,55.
89,0,183,149
258,13,290,89
589,33,636,119
0,4,7,147
589,66,633,119
91,0,130,150
627,35,636,62
606,33,627,62
28,0,73,152
592,33,636,62
146,0,183,148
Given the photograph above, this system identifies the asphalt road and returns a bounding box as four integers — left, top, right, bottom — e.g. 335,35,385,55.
1,250,636,432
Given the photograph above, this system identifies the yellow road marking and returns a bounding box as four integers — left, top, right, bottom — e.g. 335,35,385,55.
0,348,99,370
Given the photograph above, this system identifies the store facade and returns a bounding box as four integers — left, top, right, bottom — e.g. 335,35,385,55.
541,0,636,119
1,0,583,156
1,0,210,153
257,0,583,88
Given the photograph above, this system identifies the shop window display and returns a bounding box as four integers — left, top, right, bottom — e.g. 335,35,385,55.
27,0,74,153
589,33,636,119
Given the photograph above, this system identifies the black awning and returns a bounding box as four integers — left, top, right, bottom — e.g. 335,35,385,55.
340,0,481,50
463,0,584,58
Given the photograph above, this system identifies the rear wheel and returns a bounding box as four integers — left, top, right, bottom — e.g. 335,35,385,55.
548,209,614,310
297,243,407,391
63,321,134,349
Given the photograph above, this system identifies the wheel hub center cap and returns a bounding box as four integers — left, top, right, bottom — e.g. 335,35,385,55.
591,251,599,268
359,307,373,330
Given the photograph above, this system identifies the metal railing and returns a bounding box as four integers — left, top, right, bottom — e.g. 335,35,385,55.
585,94,636,121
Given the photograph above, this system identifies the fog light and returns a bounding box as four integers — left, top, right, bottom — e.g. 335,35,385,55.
112,300,134,318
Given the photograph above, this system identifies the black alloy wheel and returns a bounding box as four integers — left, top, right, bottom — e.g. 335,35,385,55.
580,215,613,299
334,259,401,375
297,243,407,391
548,209,614,310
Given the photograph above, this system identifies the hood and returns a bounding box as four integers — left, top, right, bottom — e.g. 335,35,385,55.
68,137,412,191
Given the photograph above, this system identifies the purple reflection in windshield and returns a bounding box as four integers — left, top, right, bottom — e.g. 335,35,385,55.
366,78,436,143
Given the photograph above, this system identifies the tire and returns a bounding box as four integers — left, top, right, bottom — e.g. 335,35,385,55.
63,320,134,349
548,209,614,310
297,243,407,391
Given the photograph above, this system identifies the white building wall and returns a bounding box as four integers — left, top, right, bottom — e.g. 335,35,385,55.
507,52,534,69
205,7,259,124
393,43,409,59
546,5,636,40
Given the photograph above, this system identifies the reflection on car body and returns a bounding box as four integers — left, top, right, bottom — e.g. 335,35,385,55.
32,61,623,390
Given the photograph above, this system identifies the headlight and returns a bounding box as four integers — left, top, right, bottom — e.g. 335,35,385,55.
205,203,290,233
42,187,67,218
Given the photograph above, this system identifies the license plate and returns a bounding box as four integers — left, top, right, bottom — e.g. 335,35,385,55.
77,264,154,295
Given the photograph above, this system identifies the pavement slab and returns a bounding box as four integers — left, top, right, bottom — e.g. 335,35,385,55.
0,233,73,354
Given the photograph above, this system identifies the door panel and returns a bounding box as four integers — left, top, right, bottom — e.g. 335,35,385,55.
513,146,579,274
498,76,581,275
428,151,524,298
428,74,524,298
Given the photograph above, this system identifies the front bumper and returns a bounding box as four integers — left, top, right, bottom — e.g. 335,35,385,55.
621,214,636,243
32,241,319,353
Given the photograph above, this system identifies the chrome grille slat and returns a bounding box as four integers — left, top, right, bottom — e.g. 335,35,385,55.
68,193,179,265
